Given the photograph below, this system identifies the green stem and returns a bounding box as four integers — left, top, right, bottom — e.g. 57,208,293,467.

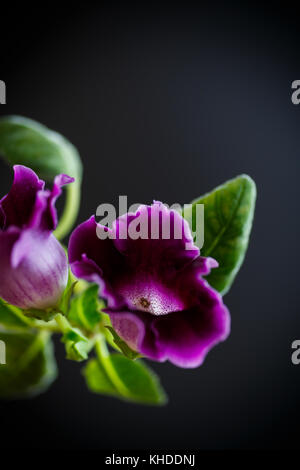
32,319,61,333
95,335,130,397
54,179,81,240
15,330,50,373
54,313,70,333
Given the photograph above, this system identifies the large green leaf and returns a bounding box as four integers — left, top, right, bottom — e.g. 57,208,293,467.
83,358,116,396
0,115,82,181
83,354,167,405
0,330,57,398
183,174,256,294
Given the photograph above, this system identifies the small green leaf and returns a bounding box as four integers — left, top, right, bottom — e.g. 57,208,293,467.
0,330,57,398
0,298,32,330
183,174,256,294
59,280,78,316
0,115,82,181
83,354,167,405
68,284,101,332
55,313,91,362
63,329,89,361
105,326,141,360
100,313,123,352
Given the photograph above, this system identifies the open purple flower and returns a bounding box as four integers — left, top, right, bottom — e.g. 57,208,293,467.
0,165,73,310
69,202,230,368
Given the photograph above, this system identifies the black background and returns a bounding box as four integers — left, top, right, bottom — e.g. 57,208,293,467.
0,2,300,450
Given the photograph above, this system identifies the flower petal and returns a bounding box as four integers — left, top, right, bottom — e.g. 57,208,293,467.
0,165,44,229
69,216,126,308
107,280,230,368
110,254,219,317
0,165,74,232
29,173,74,231
42,173,74,231
151,281,230,368
114,202,199,275
69,206,219,315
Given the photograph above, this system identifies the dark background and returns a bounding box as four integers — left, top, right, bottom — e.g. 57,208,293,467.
0,2,299,450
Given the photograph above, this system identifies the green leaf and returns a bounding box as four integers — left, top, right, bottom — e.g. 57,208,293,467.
105,326,141,360
55,313,91,362
99,313,123,352
0,115,82,181
0,330,57,398
183,174,256,294
68,284,101,332
63,330,90,361
83,358,116,396
59,279,78,316
83,354,167,405
0,298,32,330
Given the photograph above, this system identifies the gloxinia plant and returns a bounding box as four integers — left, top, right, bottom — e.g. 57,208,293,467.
0,116,256,404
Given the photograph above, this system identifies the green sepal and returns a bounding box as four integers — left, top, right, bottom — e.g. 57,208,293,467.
105,326,142,360
59,279,78,316
22,307,60,322
55,313,91,362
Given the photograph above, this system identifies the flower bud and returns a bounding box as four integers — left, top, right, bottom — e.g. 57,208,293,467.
0,165,73,310
0,230,68,309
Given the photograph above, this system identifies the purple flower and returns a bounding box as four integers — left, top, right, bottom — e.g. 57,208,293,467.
69,202,230,368
0,165,73,310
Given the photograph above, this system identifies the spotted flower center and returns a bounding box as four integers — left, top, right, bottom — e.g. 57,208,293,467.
116,278,184,316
